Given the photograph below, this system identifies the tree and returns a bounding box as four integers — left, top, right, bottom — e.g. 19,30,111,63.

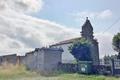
112,33,120,59
69,38,92,62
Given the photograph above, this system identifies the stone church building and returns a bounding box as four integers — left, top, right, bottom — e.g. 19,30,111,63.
51,17,99,65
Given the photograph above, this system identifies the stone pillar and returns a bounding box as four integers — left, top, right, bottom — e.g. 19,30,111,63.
111,59,115,76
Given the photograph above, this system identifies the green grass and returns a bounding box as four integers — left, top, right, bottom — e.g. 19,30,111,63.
0,63,120,80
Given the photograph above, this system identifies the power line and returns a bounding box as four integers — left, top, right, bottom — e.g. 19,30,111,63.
103,17,120,34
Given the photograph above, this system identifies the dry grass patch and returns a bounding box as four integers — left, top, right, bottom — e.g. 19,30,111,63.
0,63,120,80
0,62,37,79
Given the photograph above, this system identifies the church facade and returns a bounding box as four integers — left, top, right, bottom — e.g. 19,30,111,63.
51,18,99,65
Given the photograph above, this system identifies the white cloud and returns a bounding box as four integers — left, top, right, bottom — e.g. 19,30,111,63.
0,2,79,55
95,32,117,58
71,9,113,21
0,1,116,59
0,11,79,48
97,10,113,19
0,0,43,13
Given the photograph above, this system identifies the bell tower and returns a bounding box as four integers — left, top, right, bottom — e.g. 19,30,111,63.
81,17,94,40
81,17,100,65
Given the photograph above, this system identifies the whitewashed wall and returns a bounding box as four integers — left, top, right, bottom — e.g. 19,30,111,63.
51,43,75,63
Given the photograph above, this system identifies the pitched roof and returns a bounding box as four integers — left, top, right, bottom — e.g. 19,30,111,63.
51,37,81,46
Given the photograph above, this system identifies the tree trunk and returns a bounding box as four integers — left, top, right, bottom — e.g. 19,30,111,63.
117,52,120,59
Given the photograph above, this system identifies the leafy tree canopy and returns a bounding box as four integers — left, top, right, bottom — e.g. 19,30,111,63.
112,33,120,58
112,33,120,52
69,38,92,61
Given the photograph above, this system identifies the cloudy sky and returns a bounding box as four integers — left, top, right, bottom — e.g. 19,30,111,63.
0,0,119,58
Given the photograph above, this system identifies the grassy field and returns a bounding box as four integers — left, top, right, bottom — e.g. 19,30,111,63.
0,63,120,80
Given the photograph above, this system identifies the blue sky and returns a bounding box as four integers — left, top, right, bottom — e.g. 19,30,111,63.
0,0,119,58
31,0,120,58
33,0,120,33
